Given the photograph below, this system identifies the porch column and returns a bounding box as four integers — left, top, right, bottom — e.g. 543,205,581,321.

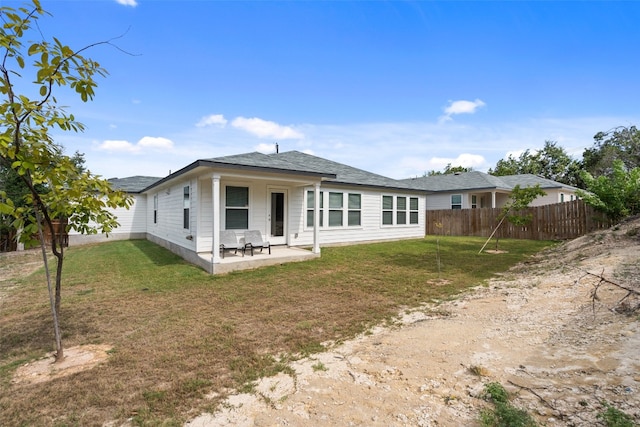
212,174,221,264
491,191,496,208
313,182,321,254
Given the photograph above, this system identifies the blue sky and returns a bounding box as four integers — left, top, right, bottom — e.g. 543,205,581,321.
8,0,640,180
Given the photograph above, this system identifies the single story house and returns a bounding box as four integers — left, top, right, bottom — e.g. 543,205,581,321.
69,150,427,274
401,171,580,210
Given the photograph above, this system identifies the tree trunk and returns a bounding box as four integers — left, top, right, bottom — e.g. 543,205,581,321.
35,207,64,362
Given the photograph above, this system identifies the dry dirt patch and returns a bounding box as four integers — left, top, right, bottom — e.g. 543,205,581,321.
11,344,112,386
188,219,640,427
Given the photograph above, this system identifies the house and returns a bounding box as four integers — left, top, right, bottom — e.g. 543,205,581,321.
401,171,580,210
69,151,426,274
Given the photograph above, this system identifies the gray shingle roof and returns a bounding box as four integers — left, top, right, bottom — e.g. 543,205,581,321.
498,174,578,190
272,151,420,191
109,176,162,193
401,171,578,193
401,171,512,192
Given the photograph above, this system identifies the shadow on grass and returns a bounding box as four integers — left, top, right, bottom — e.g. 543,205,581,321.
0,310,54,365
126,239,188,267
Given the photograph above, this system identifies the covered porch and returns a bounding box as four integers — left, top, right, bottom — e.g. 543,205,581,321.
198,245,320,275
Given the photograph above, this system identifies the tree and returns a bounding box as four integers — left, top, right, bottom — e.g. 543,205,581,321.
479,184,546,253
489,141,583,187
577,160,640,222
583,125,640,177
425,163,473,176
0,1,131,361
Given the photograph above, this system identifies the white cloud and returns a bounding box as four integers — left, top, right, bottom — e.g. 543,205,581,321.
429,153,486,170
440,99,486,122
97,136,174,153
138,136,174,150
196,114,228,128
98,140,137,152
255,143,277,153
231,116,304,140
115,0,137,6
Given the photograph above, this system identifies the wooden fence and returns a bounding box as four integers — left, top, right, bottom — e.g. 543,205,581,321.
426,200,613,240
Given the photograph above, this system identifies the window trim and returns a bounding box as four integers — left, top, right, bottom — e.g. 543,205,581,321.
153,194,158,224
383,194,421,226
305,189,362,229
183,185,190,230
409,197,419,225
225,185,250,230
451,194,462,210
348,193,361,227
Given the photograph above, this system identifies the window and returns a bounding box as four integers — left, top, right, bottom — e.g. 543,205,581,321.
153,194,158,224
382,196,393,225
306,190,361,228
451,194,462,209
306,190,324,227
348,193,361,226
225,186,249,229
328,192,343,227
560,193,565,202
397,196,407,225
471,195,477,209
183,186,190,229
409,197,419,224
383,195,421,225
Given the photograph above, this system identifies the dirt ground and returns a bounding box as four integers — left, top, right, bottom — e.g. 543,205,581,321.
187,219,640,427
5,220,640,426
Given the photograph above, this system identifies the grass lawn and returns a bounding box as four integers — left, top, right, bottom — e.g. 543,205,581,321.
0,236,552,426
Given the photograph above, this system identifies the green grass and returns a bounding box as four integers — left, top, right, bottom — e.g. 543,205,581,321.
0,236,552,426
480,382,537,427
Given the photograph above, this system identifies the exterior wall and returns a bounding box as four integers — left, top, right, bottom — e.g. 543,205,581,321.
195,177,273,254
530,188,579,207
68,193,147,246
426,189,576,210
146,178,197,254
289,185,425,247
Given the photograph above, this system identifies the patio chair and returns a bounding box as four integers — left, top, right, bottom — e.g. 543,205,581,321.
220,230,244,258
243,230,271,256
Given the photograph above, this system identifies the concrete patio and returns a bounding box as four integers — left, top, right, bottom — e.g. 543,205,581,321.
198,245,320,275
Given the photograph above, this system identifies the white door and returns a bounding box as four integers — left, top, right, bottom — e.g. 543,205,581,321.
268,189,287,245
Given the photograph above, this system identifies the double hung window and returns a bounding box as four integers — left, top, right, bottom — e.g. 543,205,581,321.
383,195,420,225
306,190,361,228
183,186,190,229
225,186,249,229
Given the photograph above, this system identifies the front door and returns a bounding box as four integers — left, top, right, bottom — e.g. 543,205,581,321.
268,189,287,245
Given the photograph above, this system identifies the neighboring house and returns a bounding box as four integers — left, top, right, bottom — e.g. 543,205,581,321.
67,175,162,246
401,171,580,210
69,151,426,273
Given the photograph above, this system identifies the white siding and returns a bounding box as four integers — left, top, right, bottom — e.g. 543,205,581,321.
146,179,197,252
67,194,147,245
426,193,456,210
289,186,425,247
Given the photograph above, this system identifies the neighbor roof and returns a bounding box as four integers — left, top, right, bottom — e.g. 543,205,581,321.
109,176,162,193
401,171,578,193
401,171,511,192
498,174,579,190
